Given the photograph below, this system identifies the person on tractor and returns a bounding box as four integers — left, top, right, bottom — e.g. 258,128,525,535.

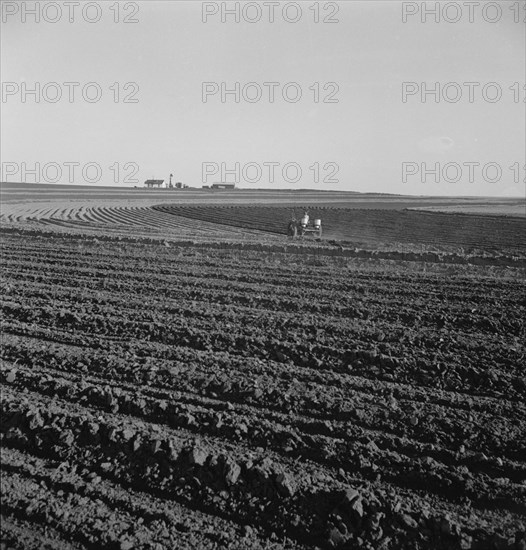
301,210,310,229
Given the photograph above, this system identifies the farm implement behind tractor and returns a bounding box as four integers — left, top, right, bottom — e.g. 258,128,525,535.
287,210,322,239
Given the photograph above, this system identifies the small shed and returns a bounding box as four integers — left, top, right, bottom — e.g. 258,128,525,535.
211,183,235,190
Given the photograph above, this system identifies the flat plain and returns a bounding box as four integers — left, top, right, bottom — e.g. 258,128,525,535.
1,183,525,550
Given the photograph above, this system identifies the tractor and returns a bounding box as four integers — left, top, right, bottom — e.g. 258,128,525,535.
287,210,322,239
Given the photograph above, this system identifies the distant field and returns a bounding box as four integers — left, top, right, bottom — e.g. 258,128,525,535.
1,181,524,214
408,202,526,217
1,182,524,254
155,204,526,252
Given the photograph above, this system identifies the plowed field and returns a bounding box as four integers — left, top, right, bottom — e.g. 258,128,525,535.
154,205,526,252
1,223,525,550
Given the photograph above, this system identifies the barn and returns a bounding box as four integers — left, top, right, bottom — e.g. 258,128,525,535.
144,179,165,188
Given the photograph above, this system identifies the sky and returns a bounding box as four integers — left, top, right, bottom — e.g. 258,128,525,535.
1,0,525,196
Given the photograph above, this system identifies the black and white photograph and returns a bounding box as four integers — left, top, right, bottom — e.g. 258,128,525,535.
1,1,525,548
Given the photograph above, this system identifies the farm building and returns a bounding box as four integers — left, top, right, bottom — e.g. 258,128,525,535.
144,179,165,188
211,183,235,190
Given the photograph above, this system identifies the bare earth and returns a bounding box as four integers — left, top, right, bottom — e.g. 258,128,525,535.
1,182,525,550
